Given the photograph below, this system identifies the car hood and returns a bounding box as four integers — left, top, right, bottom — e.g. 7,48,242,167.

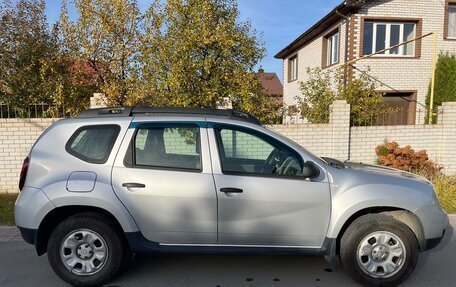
342,161,431,184
321,157,431,185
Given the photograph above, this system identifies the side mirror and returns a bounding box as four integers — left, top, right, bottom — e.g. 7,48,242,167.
302,161,320,179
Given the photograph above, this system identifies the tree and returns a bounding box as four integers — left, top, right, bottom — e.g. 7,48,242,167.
298,67,389,125
298,68,337,123
138,0,269,119
61,0,275,121
0,0,58,112
60,0,143,105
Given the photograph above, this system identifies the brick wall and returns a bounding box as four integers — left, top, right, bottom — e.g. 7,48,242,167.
283,20,347,116
270,101,456,174
1,101,456,192
351,0,456,123
0,119,57,192
282,0,456,124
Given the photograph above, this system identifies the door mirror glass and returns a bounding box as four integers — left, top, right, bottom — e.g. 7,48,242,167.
302,161,320,179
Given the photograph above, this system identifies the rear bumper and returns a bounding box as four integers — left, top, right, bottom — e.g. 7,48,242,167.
17,226,36,245
14,186,55,230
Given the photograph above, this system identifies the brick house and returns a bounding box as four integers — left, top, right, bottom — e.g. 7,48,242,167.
275,0,456,124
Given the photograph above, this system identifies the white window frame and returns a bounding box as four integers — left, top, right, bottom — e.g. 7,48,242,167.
289,56,298,81
365,22,416,57
326,32,339,65
448,4,456,39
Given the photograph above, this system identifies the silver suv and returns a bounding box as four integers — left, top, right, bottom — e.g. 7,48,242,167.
15,107,448,287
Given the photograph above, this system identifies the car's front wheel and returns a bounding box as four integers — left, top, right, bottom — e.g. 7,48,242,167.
340,214,419,287
47,212,126,287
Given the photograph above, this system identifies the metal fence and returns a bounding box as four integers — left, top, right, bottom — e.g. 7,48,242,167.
286,107,441,126
350,107,430,127
0,103,71,119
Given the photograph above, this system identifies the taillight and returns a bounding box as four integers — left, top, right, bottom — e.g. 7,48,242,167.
19,156,30,191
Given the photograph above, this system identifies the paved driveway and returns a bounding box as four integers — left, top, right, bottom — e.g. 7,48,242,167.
0,216,454,287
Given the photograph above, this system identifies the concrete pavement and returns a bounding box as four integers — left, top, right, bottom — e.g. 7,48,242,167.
0,216,454,287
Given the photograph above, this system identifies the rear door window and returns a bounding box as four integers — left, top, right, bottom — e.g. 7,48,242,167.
66,125,120,164
133,125,201,171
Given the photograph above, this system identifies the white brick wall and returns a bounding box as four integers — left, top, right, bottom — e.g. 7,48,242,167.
2,101,456,193
353,0,456,123
0,119,57,192
282,0,456,124
271,101,456,174
283,20,347,110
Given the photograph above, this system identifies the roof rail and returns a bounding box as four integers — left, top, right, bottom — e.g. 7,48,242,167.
77,107,133,118
77,106,262,125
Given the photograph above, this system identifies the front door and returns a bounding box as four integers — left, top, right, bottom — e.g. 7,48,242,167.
112,122,217,244
211,125,331,247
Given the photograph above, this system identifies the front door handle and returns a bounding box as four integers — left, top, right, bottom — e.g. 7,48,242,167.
220,187,243,194
122,182,146,188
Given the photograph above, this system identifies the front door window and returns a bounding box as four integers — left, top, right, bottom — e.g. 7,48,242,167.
215,127,303,177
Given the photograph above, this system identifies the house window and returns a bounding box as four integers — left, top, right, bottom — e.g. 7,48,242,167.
326,31,339,66
363,21,416,56
288,55,298,82
447,4,456,38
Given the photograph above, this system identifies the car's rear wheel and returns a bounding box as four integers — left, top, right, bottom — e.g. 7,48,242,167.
47,212,126,287
340,214,419,287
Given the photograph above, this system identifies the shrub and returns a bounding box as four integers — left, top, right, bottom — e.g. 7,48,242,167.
426,53,456,123
375,141,455,213
297,67,391,125
375,141,442,178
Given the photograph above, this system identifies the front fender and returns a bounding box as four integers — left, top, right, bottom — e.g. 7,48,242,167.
326,182,433,239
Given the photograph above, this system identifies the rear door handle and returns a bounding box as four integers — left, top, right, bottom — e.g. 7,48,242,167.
220,187,243,194
122,182,146,188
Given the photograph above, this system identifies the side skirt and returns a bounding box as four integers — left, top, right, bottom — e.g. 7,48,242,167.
125,232,336,256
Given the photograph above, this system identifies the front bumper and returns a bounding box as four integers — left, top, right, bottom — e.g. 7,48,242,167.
415,203,449,251
425,228,446,251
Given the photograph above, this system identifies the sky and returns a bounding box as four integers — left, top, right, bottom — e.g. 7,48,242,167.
43,0,342,83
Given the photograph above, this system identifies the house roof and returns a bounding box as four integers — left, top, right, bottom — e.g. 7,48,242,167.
274,0,366,59
257,69,283,97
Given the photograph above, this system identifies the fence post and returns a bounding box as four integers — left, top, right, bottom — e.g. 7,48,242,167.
329,100,351,161
90,93,108,109
439,102,456,174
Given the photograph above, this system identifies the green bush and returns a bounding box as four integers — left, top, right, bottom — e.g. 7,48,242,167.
298,67,390,125
427,53,456,123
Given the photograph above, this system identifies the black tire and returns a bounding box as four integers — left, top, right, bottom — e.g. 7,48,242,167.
340,214,419,287
47,212,126,287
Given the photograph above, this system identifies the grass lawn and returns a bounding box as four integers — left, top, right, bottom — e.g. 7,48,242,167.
0,193,18,226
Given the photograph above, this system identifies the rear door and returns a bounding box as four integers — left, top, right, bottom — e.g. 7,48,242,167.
112,119,217,244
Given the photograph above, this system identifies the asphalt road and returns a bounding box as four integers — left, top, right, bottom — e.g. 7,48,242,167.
1,216,454,287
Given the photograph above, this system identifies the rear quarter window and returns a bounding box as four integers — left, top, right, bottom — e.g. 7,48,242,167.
66,125,120,164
